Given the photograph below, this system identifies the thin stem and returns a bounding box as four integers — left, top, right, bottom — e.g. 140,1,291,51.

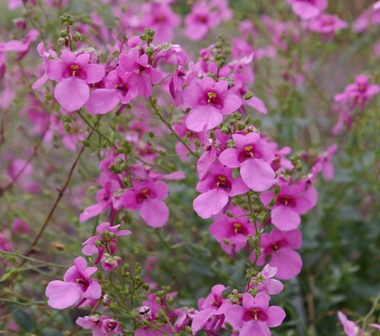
149,97,199,158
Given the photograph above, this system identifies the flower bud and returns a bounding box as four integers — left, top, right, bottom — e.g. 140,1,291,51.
244,92,254,100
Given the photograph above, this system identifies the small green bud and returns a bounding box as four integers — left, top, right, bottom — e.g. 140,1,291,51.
221,125,230,134
72,32,82,42
225,322,234,331
142,283,149,291
226,212,234,218
60,29,68,38
129,309,138,318
63,115,71,123
148,131,154,137
64,122,71,132
82,140,90,147
45,91,52,101
140,34,147,41
269,197,277,207
146,46,154,55
158,150,166,156
58,37,66,46
194,138,201,147
236,123,245,130
274,185,281,195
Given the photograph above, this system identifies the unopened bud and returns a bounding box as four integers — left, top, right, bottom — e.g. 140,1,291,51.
274,185,281,195
244,92,254,100
64,122,71,132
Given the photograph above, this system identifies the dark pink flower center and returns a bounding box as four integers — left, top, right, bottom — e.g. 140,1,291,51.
238,145,260,162
206,91,223,109
75,277,89,287
271,243,280,253
155,15,166,23
137,188,150,204
232,222,247,235
243,308,267,322
106,320,118,331
196,14,208,23
216,175,231,192
115,82,129,93
277,195,295,207
65,64,86,80
357,83,367,93
210,296,222,308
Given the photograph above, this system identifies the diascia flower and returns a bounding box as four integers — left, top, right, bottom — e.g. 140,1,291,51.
183,76,242,132
218,132,275,192
45,257,101,309
47,50,105,111
193,162,249,219
224,292,286,336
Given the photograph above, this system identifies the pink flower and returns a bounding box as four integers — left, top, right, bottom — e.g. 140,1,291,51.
184,1,219,41
260,180,315,231
76,315,122,336
100,254,122,272
353,5,380,33
308,14,348,39
117,48,163,98
184,77,241,132
45,257,101,309
337,312,361,336
210,206,254,256
191,284,231,334
86,70,138,115
253,229,303,280
122,179,169,227
286,0,328,20
142,3,181,44
218,132,275,192
47,50,105,111
12,218,30,234
224,292,286,336
193,162,249,219
82,222,131,264
334,74,380,111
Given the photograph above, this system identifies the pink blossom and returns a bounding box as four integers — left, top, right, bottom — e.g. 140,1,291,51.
45,257,101,309
191,284,231,334
253,229,303,280
224,292,286,336
193,162,249,219
334,74,380,111
210,206,254,256
218,132,275,192
12,218,30,234
86,70,138,115
308,14,348,39
76,315,122,336
353,5,380,33
286,0,328,20
122,179,169,227
260,180,315,231
117,48,163,98
141,3,181,44
313,144,338,181
337,312,361,336
184,1,219,41
47,50,105,111
82,222,131,264
184,77,241,132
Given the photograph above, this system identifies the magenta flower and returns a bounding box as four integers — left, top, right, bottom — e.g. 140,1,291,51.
86,70,138,115
184,1,219,41
253,229,302,280
308,14,348,39
260,180,315,231
142,3,181,44
47,50,105,111
122,179,169,228
100,254,122,272
210,206,254,256
82,222,131,264
224,292,286,336
191,284,231,334
45,257,101,309
77,315,122,336
117,48,163,98
337,312,361,336
286,0,327,20
193,162,249,219
218,132,275,192
184,76,241,132
334,74,380,111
